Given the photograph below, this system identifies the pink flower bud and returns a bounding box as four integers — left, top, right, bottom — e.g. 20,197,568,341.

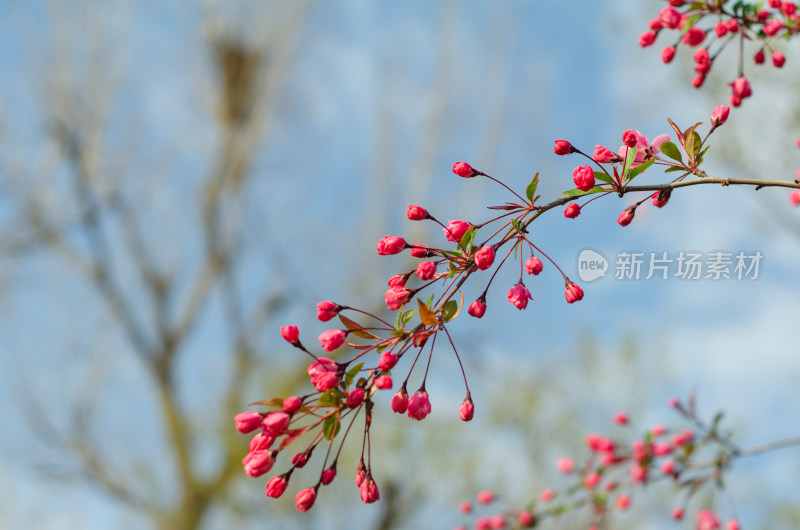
652,189,672,208
316,300,339,322
376,235,407,255
507,282,532,310
659,6,682,28
318,329,345,352
283,395,302,414
572,164,596,191
726,19,739,32
764,18,784,36
668,396,680,407
696,509,720,530
693,74,706,88
617,206,636,227
540,489,554,502
374,375,393,389
769,0,781,7
409,243,428,258
406,204,428,220
638,30,657,47
295,487,317,512
783,1,797,15
262,411,290,432
453,161,476,178
613,411,629,425
346,387,365,408
416,261,436,280
651,424,667,436
242,450,274,477
518,511,535,527
265,475,289,498
553,140,574,155
565,281,584,304
622,130,638,147
307,357,339,392
593,144,618,163
360,477,381,504
387,274,406,287
584,472,600,488
525,256,543,275
468,298,486,318
694,47,709,65
385,285,411,310
474,246,496,270
280,325,299,344
727,519,741,530
378,351,398,371
790,189,800,205
714,21,728,37
249,431,275,452
661,45,676,63
711,104,730,127
630,463,648,483
321,466,337,485
648,18,663,30
234,411,263,433
391,388,409,413
444,220,472,243
671,507,685,520
730,76,752,105
556,457,574,474
459,397,474,421
460,501,473,514
616,494,631,510
754,49,765,64
773,50,786,68
476,490,495,504
758,9,770,21
564,203,581,219
682,26,705,46
407,390,432,420
292,450,309,468
661,459,676,475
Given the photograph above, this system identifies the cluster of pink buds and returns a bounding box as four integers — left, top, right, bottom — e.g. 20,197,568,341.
456,396,746,530
640,0,799,106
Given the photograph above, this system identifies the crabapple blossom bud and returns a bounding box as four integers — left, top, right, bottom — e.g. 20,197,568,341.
593,145,618,163
391,388,409,413
613,412,629,425
553,140,574,155
459,397,474,421
387,274,406,287
476,490,495,504
318,329,345,352
460,501,472,514
378,351,398,371
692,74,706,88
518,511,534,526
295,487,316,512
489,515,505,528
376,235,407,255
773,50,786,68
753,49,765,64
572,164,595,191
321,466,336,485
653,442,671,456
507,282,532,310
715,21,728,37
726,19,739,32
360,478,380,504
661,45,676,63
659,6,681,28
565,281,584,304
661,459,676,475
444,220,472,243
584,472,600,488
652,189,672,208
416,261,436,280
790,189,800,205
307,357,339,392
292,451,309,468
234,411,263,433
556,457,574,474
474,246,496,270
622,130,637,147
475,518,491,530
783,1,797,15
453,161,476,178
682,26,705,46
406,204,428,220
711,104,730,128
540,489,554,502
525,256,543,275
262,411,290,432
616,494,631,510
617,206,636,227
696,509,720,530
374,375,393,389
727,519,741,530
249,431,274,452
764,18,783,36
283,395,302,414
669,507,685,520
316,300,339,322
651,424,667,436
243,450,274,477
564,203,581,219
668,397,679,407
638,30,657,47
385,285,411,310
280,325,299,344
648,18,663,30
758,9,770,21
265,475,289,498
468,298,487,318
769,0,781,7
630,463,647,483
407,390,432,420
346,387,365,408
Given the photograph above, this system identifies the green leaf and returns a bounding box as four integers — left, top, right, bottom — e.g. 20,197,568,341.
622,146,637,175
525,172,540,202
659,141,682,162
344,363,363,386
323,414,341,440
318,390,339,407
627,157,656,182
664,165,685,174
401,309,417,325
593,171,613,184
685,130,702,158
425,293,434,308
442,299,458,322
459,226,476,250
562,185,606,196
339,314,381,340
